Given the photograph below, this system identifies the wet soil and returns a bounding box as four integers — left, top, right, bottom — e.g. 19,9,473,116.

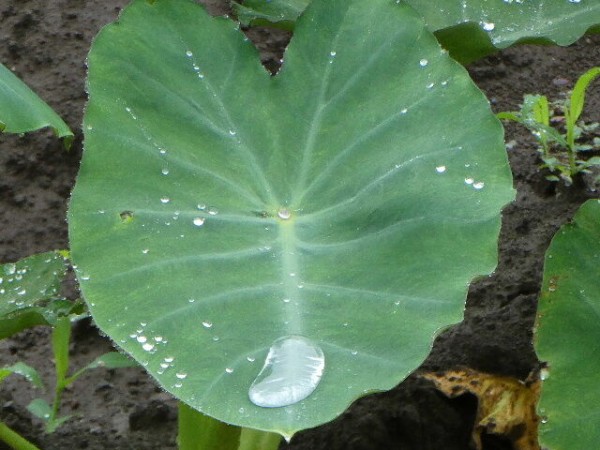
0,1,599,449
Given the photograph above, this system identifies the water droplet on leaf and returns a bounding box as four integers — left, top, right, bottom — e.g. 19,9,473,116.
248,335,325,408
278,209,291,220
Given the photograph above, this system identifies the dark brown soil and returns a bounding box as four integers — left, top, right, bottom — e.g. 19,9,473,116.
1,1,599,449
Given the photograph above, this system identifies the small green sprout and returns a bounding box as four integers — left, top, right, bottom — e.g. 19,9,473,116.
498,67,600,185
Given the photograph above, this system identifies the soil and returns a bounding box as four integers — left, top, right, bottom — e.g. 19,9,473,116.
0,1,599,449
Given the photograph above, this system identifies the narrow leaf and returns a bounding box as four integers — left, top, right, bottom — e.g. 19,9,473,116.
0,362,44,389
569,66,600,124
0,62,73,145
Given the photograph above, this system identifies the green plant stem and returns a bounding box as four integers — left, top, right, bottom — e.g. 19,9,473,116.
48,316,71,431
239,428,282,450
564,108,578,176
178,402,241,450
0,421,41,450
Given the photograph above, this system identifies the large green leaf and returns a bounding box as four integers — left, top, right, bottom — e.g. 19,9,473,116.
535,199,600,449
68,0,514,437
0,63,73,145
235,0,600,62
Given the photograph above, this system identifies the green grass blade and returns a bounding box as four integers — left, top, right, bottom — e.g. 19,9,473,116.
0,62,73,145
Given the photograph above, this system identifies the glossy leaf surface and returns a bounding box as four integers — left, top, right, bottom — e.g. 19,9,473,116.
235,0,600,62
0,251,73,339
0,63,72,144
69,0,514,437
535,199,600,449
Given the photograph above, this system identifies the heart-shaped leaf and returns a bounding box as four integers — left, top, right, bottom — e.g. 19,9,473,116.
535,199,600,449
235,0,600,62
69,0,514,437
0,63,72,144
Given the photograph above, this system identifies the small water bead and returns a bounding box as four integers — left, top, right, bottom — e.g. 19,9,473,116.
142,249,149,254
473,181,485,190
228,129,237,136
125,107,137,120
435,165,447,173
202,321,213,328
164,356,175,363
154,336,164,342
225,367,234,374
540,368,550,381
197,204,206,211
329,50,337,57
5,264,17,275
161,168,169,175
248,335,325,408
247,356,256,362
464,178,474,185
193,217,205,227
208,207,218,216
568,0,581,3
419,58,428,67
426,82,435,89
481,21,495,31
142,343,155,352
185,50,193,57
174,382,183,388
160,197,170,204
176,372,188,379
401,108,408,114
278,208,291,220
137,336,147,343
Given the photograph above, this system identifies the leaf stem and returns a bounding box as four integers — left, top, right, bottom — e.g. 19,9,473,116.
0,421,42,450
239,428,282,450
177,402,241,450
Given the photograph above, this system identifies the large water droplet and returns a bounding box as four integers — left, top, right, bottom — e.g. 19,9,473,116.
248,335,324,408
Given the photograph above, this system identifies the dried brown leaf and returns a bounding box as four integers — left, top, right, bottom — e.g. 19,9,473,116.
421,368,540,450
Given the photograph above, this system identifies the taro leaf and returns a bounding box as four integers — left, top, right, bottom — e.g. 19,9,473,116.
68,0,514,437
0,63,73,146
0,251,76,339
234,0,600,63
535,199,600,449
